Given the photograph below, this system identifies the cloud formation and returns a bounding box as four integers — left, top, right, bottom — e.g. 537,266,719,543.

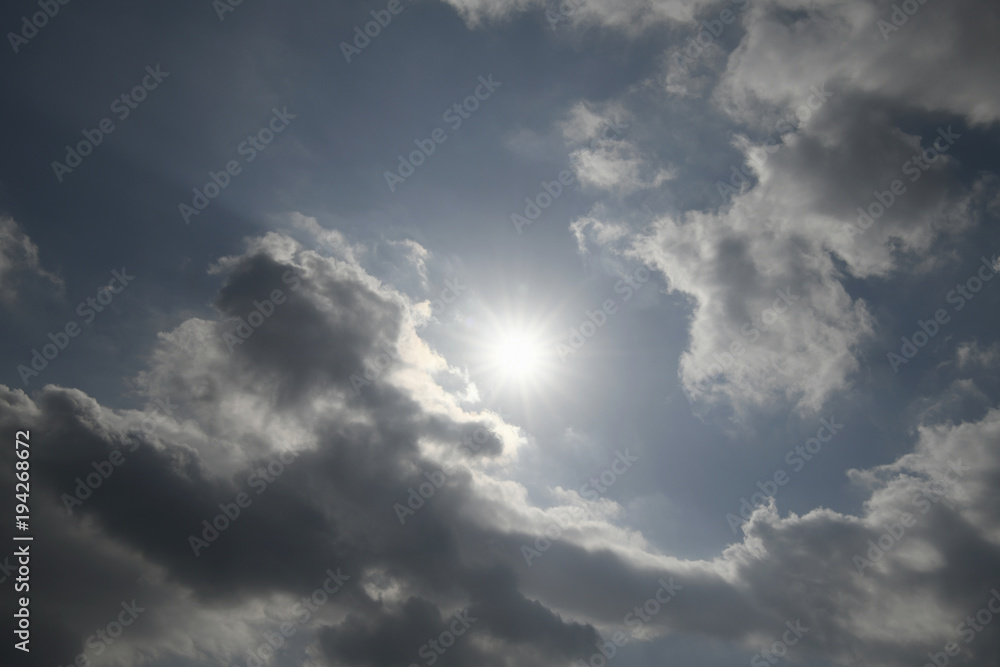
3,233,999,667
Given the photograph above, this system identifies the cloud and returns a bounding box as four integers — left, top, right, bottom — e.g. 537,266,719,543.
954,341,1000,371
561,0,1000,416
0,232,587,667
714,0,1000,127
561,102,676,196
0,216,62,305
500,408,1000,667
3,230,1000,667
439,0,709,32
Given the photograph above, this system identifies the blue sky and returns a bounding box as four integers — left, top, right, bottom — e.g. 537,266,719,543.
2,1,1000,666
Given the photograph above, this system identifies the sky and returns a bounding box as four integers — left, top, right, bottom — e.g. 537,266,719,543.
1,0,1000,666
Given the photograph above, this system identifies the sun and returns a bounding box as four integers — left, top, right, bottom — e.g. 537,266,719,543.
451,285,579,415
471,317,571,411
493,331,543,379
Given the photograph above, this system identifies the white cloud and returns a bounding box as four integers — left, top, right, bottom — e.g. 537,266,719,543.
559,0,1000,415
715,0,1000,127
439,0,709,33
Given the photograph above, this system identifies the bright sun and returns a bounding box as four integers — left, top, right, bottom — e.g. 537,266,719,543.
493,332,542,378
476,326,552,406
464,320,559,407
455,291,573,410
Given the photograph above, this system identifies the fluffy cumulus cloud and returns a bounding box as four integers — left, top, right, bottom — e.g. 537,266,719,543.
516,407,1000,667
0,234,592,667
713,0,1000,127
608,91,990,413
561,0,1000,415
